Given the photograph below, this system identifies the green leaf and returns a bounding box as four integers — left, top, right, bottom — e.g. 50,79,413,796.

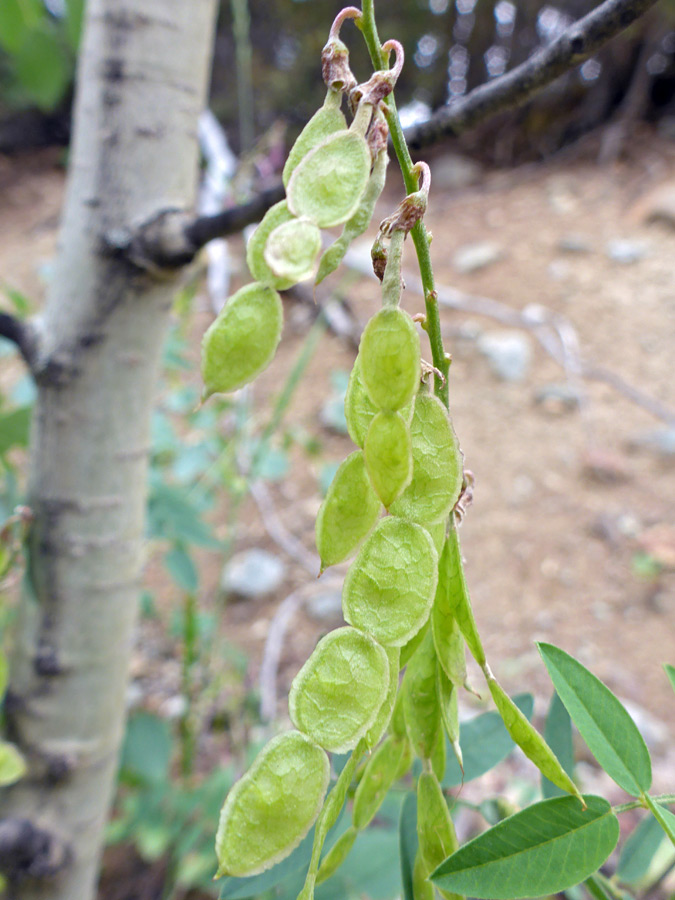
0,406,31,456
0,741,26,786
538,643,652,796
616,814,664,884
584,874,614,900
64,0,85,48
542,690,574,799
14,25,72,110
644,795,675,848
399,792,418,900
0,0,40,54
0,651,8,700
119,713,172,786
164,545,198,594
443,694,534,788
431,795,619,899
664,664,675,695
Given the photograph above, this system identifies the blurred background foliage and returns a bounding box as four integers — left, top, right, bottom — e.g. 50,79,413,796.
2,0,675,160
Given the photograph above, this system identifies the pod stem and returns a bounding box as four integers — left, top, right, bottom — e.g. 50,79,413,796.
359,0,449,408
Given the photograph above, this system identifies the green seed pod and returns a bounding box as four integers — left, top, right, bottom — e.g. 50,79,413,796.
287,131,371,228
201,282,283,397
215,730,329,877
432,560,467,689
390,394,463,525
283,91,347,188
353,736,412,830
364,411,413,509
402,629,442,761
316,146,389,284
437,665,462,770
486,672,583,803
400,619,429,669
316,826,357,884
343,518,438,647
315,450,381,571
366,645,401,748
381,228,405,308
417,771,458,874
263,218,322,284
360,308,421,412
413,848,435,900
437,526,485,668
289,627,390,753
344,355,378,448
390,687,407,740
246,200,296,290
430,717,447,782
425,521,446,557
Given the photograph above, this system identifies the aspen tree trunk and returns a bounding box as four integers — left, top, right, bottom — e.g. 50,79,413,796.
0,2,218,898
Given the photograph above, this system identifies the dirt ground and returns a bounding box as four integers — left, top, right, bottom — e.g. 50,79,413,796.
2,127,675,889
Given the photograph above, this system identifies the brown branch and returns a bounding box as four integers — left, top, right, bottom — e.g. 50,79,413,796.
0,314,39,372
406,0,662,148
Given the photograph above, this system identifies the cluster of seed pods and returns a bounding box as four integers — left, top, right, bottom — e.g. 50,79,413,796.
213,10,582,897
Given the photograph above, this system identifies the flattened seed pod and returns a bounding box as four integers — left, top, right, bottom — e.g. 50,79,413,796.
264,218,322,284
344,355,378,448
353,735,412,830
287,131,371,228
366,645,400,748
364,411,413,509
342,517,438,647
246,201,296,290
402,629,442,761
283,92,347,188
215,730,329,876
417,771,459,874
425,521,447,557
201,282,283,397
315,450,381,571
432,541,467,687
390,394,463,525
289,627,390,753
360,308,421,412
316,147,389,284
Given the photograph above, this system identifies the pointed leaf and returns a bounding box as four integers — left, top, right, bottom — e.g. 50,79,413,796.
542,691,574,799
665,664,675,696
431,795,619,899
0,742,26,786
538,643,651,796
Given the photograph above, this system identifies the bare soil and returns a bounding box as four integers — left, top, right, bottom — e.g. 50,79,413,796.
2,128,675,896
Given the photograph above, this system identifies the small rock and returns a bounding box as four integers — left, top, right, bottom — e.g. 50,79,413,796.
581,449,630,484
627,427,675,459
632,178,675,229
306,590,343,623
221,549,286,599
547,259,572,281
557,233,593,254
477,330,532,382
534,382,580,414
605,238,649,265
430,153,482,191
453,241,503,274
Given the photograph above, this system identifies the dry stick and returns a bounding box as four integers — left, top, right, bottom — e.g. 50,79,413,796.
133,0,659,266
248,479,320,575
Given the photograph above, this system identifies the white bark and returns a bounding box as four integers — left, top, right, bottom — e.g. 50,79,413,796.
0,1,218,898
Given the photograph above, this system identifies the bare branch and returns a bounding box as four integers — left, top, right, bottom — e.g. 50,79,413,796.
0,314,40,372
406,0,661,148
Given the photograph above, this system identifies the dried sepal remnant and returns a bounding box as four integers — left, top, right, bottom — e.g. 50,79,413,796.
315,450,381,571
287,131,371,228
289,627,390,753
342,517,438,647
201,282,283,397
215,731,329,877
390,394,463,525
359,307,421,412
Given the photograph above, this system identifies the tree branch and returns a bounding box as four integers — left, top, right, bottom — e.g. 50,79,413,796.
0,313,40,372
133,0,659,268
405,0,661,148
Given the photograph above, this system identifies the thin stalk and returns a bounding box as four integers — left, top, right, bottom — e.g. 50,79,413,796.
613,794,675,814
179,590,199,780
359,0,449,408
230,0,255,151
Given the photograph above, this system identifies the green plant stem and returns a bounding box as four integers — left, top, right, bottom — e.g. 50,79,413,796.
359,0,449,408
180,591,198,780
613,794,675,814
